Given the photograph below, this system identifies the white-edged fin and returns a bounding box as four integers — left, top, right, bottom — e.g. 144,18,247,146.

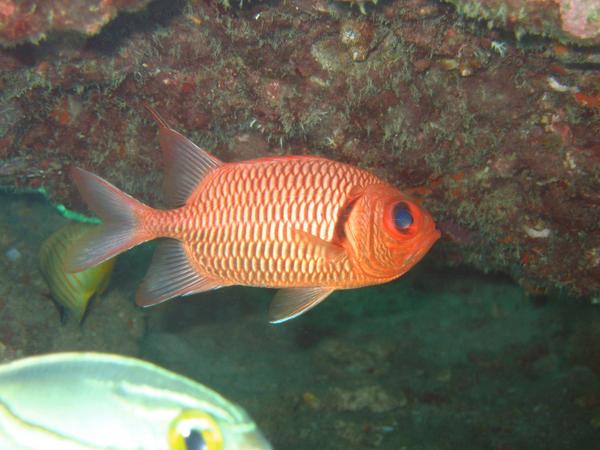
146,106,223,207
269,287,335,324
136,239,221,307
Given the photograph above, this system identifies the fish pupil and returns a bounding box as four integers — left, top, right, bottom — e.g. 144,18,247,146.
393,203,413,230
184,429,206,450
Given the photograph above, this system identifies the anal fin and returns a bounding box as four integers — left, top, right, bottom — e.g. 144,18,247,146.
269,287,335,324
136,239,220,307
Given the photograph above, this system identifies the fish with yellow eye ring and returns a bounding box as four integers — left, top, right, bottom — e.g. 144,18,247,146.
0,352,272,450
38,223,116,323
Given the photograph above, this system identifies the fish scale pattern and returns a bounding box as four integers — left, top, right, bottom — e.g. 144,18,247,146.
171,157,380,288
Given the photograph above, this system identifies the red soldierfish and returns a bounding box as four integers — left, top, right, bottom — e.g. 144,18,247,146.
66,109,440,323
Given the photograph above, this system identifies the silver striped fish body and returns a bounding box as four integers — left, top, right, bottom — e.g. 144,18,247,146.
39,223,115,322
0,353,271,450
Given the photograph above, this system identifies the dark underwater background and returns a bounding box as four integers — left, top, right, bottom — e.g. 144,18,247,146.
1,0,599,449
1,190,598,449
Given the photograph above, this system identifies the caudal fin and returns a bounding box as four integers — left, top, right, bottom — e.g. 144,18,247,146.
65,167,153,272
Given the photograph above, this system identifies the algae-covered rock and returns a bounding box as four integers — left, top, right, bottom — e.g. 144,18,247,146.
0,0,152,46
445,0,600,45
1,0,599,301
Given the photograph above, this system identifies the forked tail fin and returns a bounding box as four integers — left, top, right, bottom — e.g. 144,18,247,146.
65,167,154,273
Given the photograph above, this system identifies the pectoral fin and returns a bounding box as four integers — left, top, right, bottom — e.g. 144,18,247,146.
289,228,345,263
269,287,335,324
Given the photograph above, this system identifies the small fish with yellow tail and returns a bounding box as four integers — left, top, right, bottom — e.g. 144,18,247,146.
66,108,440,323
0,352,272,450
39,223,115,323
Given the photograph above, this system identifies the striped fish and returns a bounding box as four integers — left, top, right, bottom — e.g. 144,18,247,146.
0,352,272,449
65,108,439,323
39,223,115,323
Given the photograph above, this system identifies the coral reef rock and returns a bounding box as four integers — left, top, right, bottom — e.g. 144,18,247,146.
0,0,151,46
444,0,600,45
1,0,599,301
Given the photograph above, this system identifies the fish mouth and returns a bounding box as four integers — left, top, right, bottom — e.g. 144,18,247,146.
424,213,441,243
418,218,441,256
419,230,440,258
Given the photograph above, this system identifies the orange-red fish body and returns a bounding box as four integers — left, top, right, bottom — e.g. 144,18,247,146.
149,157,377,289
67,109,440,323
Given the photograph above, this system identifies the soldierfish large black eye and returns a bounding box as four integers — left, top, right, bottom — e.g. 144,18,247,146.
393,203,413,230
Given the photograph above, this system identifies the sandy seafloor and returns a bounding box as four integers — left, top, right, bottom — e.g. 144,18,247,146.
0,191,598,450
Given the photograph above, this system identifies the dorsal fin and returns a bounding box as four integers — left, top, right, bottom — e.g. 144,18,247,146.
146,106,223,207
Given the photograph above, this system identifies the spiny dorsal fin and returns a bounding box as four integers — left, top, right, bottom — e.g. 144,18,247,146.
146,106,223,208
